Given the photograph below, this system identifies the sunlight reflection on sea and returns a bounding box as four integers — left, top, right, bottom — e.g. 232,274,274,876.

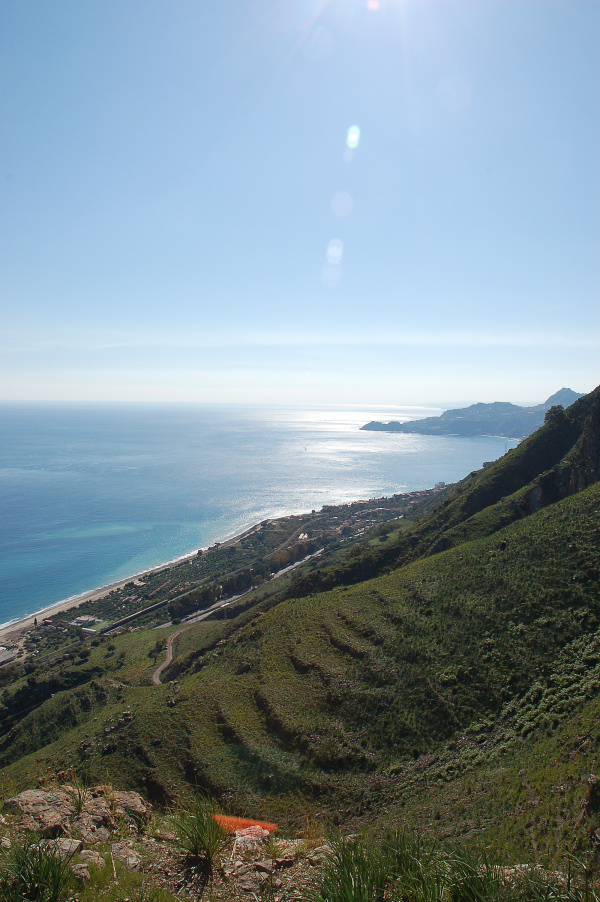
0,403,517,621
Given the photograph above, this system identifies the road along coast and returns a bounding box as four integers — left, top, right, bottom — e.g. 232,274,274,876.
0,486,444,657
0,522,265,646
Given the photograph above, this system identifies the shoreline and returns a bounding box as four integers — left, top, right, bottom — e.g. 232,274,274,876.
0,481,451,647
0,519,270,646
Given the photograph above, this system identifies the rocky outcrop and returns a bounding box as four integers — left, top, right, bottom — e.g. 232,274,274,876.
568,394,600,494
4,784,151,839
4,789,71,836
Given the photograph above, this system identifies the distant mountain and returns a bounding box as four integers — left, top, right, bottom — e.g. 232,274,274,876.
361,387,583,438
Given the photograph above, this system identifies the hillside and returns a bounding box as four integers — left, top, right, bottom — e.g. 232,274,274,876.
362,387,583,438
0,384,599,871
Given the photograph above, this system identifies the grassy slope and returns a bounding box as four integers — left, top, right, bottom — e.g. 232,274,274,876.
281,388,599,603
2,481,599,843
1,386,599,865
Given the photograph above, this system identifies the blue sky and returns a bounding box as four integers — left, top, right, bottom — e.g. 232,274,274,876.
1,0,598,404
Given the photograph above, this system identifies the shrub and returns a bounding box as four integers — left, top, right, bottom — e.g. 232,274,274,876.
170,797,226,880
65,774,91,816
308,834,390,902
445,849,502,902
0,836,73,902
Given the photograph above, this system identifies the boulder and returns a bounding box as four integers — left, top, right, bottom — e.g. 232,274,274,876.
71,863,91,882
234,825,270,851
79,849,106,868
46,838,83,859
111,841,142,871
112,790,152,821
4,785,150,841
238,876,262,894
255,859,274,874
4,789,74,835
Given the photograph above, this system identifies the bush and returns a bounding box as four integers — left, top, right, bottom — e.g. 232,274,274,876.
170,797,226,881
0,836,73,902
307,834,600,902
308,834,390,902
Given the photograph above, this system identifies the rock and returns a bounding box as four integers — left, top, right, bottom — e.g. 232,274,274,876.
238,876,262,894
111,842,142,871
234,825,270,851
79,849,106,868
274,857,295,869
308,844,330,863
311,844,331,854
112,791,152,821
79,824,111,843
47,838,82,859
155,830,178,842
71,863,91,882
255,859,274,874
4,789,74,835
1,836,11,849
1,785,138,841
73,795,114,841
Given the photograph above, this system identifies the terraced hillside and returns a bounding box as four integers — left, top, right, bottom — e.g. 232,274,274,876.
1,385,599,866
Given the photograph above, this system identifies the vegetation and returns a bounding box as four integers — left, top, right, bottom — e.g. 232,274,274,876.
0,836,73,902
0,384,599,877
309,832,600,902
170,797,227,880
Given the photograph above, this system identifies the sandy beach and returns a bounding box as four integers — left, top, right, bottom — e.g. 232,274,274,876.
0,521,265,647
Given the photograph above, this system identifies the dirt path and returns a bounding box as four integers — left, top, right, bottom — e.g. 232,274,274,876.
151,596,234,685
151,550,322,685
151,626,188,685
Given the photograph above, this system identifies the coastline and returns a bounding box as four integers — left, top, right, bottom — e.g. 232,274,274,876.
0,519,268,646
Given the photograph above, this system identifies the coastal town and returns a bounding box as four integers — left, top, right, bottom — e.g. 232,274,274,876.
0,484,446,668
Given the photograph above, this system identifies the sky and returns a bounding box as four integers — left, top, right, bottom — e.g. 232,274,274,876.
1,0,598,405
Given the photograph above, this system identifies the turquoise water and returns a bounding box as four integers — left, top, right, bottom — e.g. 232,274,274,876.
0,403,518,624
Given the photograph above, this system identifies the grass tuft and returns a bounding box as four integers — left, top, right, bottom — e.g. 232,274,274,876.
308,833,390,902
170,796,227,881
305,834,600,902
0,835,73,902
65,773,91,817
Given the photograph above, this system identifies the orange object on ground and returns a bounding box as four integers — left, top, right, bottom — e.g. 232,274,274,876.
213,814,278,834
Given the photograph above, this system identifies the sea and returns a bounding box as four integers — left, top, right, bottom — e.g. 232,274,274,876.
0,403,520,625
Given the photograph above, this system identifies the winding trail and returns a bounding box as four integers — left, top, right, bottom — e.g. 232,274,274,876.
151,550,322,685
151,626,188,685
151,596,234,685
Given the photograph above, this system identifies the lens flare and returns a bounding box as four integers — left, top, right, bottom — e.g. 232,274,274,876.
326,238,344,264
347,125,361,149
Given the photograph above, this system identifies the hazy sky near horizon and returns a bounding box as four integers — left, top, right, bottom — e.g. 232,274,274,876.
1,0,598,405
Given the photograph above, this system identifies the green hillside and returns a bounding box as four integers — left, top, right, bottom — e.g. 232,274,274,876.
1,385,599,868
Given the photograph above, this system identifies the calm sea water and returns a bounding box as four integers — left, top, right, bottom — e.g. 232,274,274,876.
0,403,519,624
